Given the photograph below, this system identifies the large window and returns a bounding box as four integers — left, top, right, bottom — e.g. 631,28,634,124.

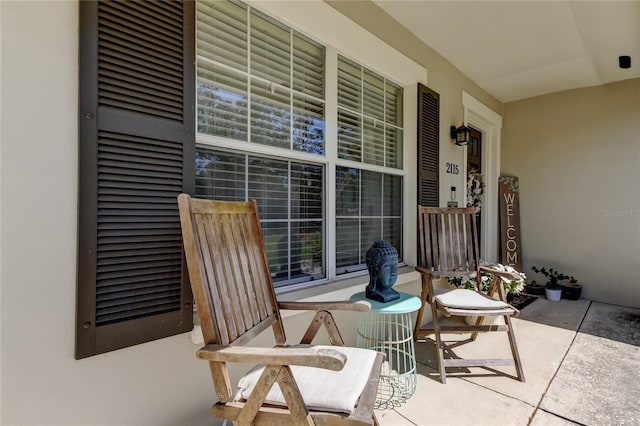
196,0,404,288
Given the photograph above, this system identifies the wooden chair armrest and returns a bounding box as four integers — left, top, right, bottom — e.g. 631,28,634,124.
478,266,524,281
277,300,371,312
415,266,440,279
196,345,347,371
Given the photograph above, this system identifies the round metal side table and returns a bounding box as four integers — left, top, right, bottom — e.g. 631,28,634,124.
349,291,421,408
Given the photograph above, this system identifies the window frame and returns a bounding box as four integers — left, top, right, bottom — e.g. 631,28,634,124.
195,0,413,291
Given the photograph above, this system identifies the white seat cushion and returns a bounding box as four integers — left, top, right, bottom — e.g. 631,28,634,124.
435,288,510,310
235,345,378,414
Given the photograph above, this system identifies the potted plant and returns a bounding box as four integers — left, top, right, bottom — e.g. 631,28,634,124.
561,277,582,300
530,266,574,302
524,280,545,296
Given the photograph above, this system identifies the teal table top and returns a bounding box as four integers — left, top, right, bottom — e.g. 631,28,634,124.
350,291,421,314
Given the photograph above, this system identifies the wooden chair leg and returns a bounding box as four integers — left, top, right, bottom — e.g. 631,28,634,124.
430,302,447,384
470,315,483,341
505,315,525,382
300,311,345,346
321,311,345,346
413,276,430,340
414,300,426,341
236,365,280,425
235,365,316,425
277,366,314,425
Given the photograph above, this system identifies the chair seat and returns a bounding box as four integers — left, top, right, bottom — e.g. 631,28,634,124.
236,345,378,414
435,288,510,310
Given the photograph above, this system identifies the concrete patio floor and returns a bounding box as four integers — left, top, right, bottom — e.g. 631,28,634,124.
375,298,640,425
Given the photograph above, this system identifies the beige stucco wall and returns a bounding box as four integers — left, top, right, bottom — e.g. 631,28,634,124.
502,79,640,307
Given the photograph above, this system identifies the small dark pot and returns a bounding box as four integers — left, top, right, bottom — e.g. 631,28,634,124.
525,284,545,296
561,282,582,300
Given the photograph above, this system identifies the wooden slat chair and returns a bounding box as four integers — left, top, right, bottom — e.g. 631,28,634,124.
178,194,385,425
414,206,525,384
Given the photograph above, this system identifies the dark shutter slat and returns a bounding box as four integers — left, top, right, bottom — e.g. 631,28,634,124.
97,1,184,121
99,69,182,100
417,84,439,207
102,1,182,40
96,241,182,256
150,0,183,17
97,247,181,261
99,20,182,55
98,95,182,120
97,269,180,290
97,292,182,312
96,301,182,326
97,294,182,312
97,281,181,296
98,40,182,73
98,188,183,198
99,33,182,68
99,167,182,181
99,179,182,191
99,76,182,104
99,59,182,91
98,257,182,272
97,265,182,283
77,0,195,358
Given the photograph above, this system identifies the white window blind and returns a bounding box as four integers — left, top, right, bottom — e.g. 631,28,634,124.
335,167,402,275
335,56,404,275
196,0,406,288
197,0,325,154
337,56,404,169
197,1,248,140
195,147,324,286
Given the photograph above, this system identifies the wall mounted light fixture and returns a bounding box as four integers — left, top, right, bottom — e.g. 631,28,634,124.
450,124,471,146
619,55,631,69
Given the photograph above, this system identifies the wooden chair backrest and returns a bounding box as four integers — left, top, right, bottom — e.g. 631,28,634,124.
417,206,480,273
178,194,285,347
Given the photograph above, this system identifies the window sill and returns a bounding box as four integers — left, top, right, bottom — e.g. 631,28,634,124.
276,266,418,317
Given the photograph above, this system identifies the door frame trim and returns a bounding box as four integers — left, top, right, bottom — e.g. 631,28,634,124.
462,91,503,262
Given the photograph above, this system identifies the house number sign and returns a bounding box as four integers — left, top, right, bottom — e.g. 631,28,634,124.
499,176,522,272
445,162,460,174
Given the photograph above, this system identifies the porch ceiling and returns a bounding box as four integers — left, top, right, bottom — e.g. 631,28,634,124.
375,1,640,102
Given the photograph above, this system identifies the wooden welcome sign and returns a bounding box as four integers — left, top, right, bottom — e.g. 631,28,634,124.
499,176,522,272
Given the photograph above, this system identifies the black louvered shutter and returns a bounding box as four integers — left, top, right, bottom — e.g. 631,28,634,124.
417,83,439,206
76,0,195,359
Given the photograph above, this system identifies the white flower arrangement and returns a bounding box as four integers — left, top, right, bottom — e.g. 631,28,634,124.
448,262,526,295
467,169,485,210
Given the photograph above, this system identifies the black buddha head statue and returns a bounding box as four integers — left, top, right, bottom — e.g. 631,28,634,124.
365,240,400,303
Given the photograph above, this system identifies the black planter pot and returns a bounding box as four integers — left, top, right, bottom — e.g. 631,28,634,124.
525,284,545,296
561,282,582,300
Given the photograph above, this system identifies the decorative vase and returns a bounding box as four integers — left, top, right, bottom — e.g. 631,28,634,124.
561,282,582,300
545,287,562,302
